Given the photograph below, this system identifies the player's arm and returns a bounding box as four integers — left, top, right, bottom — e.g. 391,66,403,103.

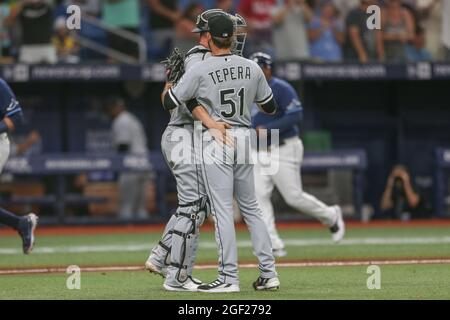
255,67,278,115
263,86,303,131
162,68,200,111
0,113,23,133
190,103,234,146
0,85,24,134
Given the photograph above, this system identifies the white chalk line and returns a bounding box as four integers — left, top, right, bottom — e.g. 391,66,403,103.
1,236,450,255
1,259,450,275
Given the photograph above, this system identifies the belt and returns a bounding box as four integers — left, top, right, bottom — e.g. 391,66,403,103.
257,138,286,152
168,124,193,128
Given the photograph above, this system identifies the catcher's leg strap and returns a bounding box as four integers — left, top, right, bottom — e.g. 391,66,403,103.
169,198,209,282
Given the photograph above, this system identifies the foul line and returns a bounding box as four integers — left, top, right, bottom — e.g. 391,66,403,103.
1,259,450,275
1,236,450,255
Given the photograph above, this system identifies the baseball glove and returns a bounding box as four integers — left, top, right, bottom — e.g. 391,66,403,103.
161,48,185,84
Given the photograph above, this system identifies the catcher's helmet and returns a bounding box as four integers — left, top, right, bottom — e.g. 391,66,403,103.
250,52,273,68
192,9,228,33
192,9,247,56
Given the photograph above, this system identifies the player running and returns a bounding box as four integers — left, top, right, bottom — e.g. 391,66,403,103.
250,52,345,257
162,14,279,293
145,9,245,292
0,78,38,254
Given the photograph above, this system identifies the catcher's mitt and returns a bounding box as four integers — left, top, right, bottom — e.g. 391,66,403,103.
161,48,185,84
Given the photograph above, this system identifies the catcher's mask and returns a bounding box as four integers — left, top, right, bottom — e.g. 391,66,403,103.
230,13,247,56
192,10,247,56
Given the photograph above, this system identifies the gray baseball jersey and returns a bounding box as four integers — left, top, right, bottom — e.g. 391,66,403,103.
168,45,211,126
168,54,273,127
166,53,278,285
151,46,213,286
112,111,148,155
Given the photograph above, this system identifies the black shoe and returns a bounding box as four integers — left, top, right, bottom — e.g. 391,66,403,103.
253,276,280,291
197,279,240,293
17,213,38,254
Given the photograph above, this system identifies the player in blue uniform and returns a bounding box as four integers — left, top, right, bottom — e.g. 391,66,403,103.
0,78,38,254
250,53,345,257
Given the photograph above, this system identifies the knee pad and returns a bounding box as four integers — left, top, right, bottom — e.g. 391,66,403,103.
169,196,209,282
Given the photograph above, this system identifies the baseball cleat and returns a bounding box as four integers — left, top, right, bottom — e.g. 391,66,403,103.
145,260,167,278
197,279,240,293
330,205,345,243
273,248,287,258
253,276,280,291
188,276,204,285
163,278,202,292
17,213,38,254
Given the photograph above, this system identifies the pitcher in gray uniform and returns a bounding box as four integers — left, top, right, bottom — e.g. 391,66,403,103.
162,13,280,293
145,9,243,292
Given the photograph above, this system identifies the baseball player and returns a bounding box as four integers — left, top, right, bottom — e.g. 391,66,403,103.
145,9,242,292
162,14,280,293
0,78,38,254
104,97,150,220
250,52,345,258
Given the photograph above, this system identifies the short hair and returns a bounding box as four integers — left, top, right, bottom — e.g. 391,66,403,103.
211,36,233,49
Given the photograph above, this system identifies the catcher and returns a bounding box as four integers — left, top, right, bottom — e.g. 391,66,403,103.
145,9,247,292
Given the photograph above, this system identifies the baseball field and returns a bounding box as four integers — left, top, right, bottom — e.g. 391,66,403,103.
0,220,449,300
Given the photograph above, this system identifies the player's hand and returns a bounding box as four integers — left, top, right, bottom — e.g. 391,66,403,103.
3,117,14,131
256,126,268,139
210,122,234,147
28,131,41,144
164,82,173,91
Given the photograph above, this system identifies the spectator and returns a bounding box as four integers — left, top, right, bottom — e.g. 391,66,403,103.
52,17,79,63
271,0,312,61
379,0,415,63
308,1,344,62
405,26,432,62
0,0,12,59
103,0,140,60
148,0,181,58
333,0,361,18
7,0,56,64
238,0,276,56
174,2,203,54
104,96,151,220
443,0,450,60
418,0,441,60
344,0,381,63
380,165,428,220
216,0,235,13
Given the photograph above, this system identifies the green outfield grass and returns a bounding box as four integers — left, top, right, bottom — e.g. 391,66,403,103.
0,225,450,299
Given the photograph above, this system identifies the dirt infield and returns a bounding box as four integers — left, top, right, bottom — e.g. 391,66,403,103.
1,258,450,275
1,219,450,236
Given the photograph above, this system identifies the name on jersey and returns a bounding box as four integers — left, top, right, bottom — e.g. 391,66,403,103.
208,66,251,85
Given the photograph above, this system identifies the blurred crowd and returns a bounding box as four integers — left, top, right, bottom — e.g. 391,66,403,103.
0,0,449,64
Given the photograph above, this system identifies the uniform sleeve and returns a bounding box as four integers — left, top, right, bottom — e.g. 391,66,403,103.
0,81,24,133
163,68,201,111
0,81,22,118
255,67,276,114
112,119,132,147
264,83,303,131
